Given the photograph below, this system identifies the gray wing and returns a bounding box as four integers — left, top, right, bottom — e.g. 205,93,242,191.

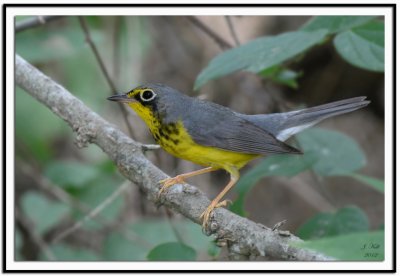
182,100,301,155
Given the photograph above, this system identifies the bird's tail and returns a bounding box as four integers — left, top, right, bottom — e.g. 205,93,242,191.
276,96,370,140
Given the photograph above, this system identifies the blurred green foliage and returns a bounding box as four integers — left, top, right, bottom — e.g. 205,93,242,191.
293,205,384,259
333,21,384,72
196,16,383,89
259,65,302,89
296,128,366,176
72,177,125,231
195,29,328,89
293,230,384,261
21,191,70,235
300,16,377,34
44,161,101,189
102,220,213,261
39,244,100,261
16,21,99,63
16,87,67,162
231,127,376,217
229,127,384,260
15,15,384,262
349,173,384,193
147,242,197,261
297,206,369,240
230,153,317,216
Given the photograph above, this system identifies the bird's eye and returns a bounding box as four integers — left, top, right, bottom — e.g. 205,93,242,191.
140,90,156,102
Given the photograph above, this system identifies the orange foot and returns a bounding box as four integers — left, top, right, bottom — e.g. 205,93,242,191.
200,199,231,229
158,175,186,199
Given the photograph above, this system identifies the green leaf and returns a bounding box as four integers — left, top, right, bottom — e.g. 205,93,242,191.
230,153,317,216
349,173,384,193
131,220,212,254
259,65,302,89
296,128,366,176
272,69,301,89
334,21,384,72
147,242,197,261
44,161,100,189
194,30,328,89
301,16,376,34
297,206,369,240
20,191,70,235
103,220,214,261
39,244,100,261
103,233,148,261
293,231,383,260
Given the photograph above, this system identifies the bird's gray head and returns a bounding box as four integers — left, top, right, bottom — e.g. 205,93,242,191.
107,83,188,122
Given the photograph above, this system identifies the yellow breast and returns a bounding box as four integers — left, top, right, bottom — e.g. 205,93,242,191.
155,121,258,171
128,102,258,171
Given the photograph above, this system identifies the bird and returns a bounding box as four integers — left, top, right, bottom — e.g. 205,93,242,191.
108,83,370,229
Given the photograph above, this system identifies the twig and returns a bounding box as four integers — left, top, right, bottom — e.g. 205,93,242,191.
185,16,233,50
15,54,333,260
52,180,131,243
77,16,136,139
15,16,63,32
272,219,287,231
224,16,240,46
141,144,161,151
15,208,57,261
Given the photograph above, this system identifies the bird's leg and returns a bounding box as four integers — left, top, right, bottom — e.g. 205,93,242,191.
158,167,217,198
200,170,239,229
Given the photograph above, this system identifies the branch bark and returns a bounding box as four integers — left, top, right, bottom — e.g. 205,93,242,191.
15,54,333,261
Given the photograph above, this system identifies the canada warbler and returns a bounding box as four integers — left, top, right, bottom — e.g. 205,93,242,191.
108,83,369,228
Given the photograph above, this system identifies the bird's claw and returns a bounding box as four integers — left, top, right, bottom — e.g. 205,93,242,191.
157,175,186,199
200,199,232,230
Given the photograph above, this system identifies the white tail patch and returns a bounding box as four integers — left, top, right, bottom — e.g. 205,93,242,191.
276,123,316,141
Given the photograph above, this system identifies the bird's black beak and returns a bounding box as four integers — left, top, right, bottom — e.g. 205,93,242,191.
107,94,136,103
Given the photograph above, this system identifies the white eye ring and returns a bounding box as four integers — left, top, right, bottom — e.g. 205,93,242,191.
140,90,156,102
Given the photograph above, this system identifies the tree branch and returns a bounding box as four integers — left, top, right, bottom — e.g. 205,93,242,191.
224,16,240,46
15,54,333,261
185,16,233,50
15,16,63,33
